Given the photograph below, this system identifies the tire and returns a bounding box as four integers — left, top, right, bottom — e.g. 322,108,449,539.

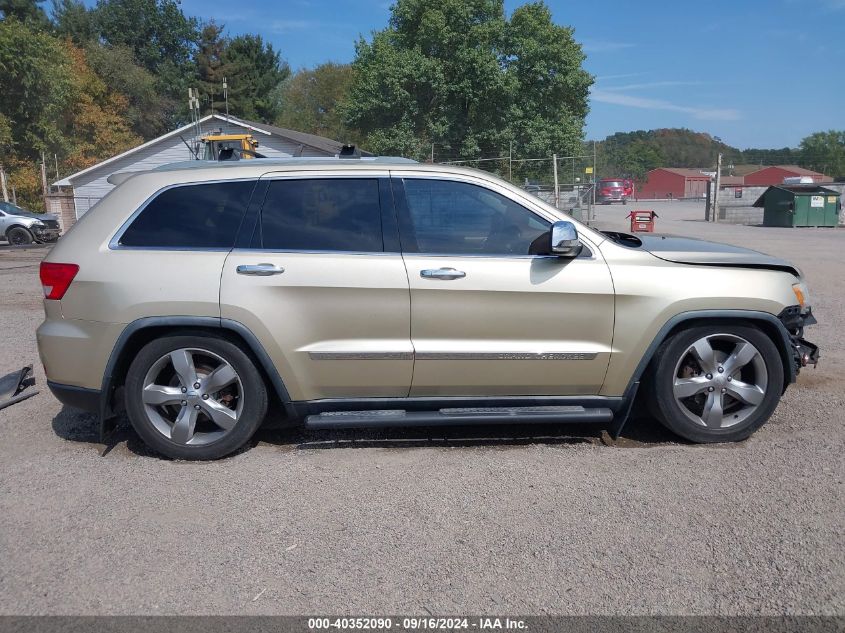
648,324,784,443
6,227,33,246
125,334,268,460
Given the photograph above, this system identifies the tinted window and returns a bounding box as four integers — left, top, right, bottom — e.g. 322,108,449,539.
401,179,549,255
119,181,254,248
259,179,383,252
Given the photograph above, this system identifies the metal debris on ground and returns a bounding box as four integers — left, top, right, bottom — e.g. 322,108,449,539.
0,365,38,411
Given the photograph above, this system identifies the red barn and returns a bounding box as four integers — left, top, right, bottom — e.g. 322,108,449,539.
744,165,831,186
638,168,711,199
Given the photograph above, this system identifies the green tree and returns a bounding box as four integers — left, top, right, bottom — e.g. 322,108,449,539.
0,0,49,28
195,21,234,114
222,33,289,122
84,43,169,138
344,0,591,162
276,63,360,143
52,0,95,43
0,18,74,156
91,0,199,126
799,130,845,180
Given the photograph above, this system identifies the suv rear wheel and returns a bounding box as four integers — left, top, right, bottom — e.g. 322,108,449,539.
649,324,784,443
125,335,268,460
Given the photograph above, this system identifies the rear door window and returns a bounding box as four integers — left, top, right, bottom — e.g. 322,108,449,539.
258,178,383,252
119,180,255,248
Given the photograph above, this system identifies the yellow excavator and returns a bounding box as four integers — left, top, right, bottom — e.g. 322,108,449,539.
199,131,266,161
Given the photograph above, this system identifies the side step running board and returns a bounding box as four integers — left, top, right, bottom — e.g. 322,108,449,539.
304,406,614,430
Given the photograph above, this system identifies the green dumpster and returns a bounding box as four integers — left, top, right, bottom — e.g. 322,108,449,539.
753,185,841,227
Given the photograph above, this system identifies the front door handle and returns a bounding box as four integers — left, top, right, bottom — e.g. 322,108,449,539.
236,263,285,276
420,267,466,280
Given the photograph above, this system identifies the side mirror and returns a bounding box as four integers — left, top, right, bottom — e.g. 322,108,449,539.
550,220,583,258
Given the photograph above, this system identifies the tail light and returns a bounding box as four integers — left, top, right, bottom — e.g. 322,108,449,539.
40,262,79,300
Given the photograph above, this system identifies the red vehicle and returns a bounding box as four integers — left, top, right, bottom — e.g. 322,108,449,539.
597,178,632,204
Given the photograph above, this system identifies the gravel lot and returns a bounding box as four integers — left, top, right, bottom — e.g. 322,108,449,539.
0,202,842,616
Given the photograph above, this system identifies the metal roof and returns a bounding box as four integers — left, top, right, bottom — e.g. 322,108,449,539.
650,168,712,179
53,113,369,186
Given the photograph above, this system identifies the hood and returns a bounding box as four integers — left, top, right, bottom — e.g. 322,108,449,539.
11,211,58,222
604,232,800,277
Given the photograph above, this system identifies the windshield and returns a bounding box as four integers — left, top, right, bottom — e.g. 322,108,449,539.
0,201,35,215
601,180,623,188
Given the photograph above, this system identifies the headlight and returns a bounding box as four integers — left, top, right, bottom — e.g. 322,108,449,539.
792,281,810,310
31,221,45,228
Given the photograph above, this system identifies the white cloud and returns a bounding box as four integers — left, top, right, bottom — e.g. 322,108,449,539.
580,39,634,53
590,88,741,121
599,80,705,91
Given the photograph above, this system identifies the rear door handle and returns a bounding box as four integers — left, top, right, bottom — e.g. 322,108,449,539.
236,263,285,276
420,267,466,280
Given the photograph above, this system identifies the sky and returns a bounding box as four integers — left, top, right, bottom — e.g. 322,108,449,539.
174,0,845,149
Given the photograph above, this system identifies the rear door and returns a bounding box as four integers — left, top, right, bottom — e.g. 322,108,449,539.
219,172,413,402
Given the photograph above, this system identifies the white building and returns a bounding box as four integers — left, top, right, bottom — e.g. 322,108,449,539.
51,114,354,225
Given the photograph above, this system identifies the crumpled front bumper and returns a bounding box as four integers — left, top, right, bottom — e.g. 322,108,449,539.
779,305,820,372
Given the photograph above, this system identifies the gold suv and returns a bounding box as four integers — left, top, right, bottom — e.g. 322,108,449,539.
36,159,819,459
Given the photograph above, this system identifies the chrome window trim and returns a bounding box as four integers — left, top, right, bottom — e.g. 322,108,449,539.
230,248,400,256
393,173,601,259
108,178,260,251
388,169,606,251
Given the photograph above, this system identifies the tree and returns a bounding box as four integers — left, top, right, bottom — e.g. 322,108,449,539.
0,18,74,156
344,0,591,162
84,43,167,138
196,21,232,114
61,41,141,172
0,0,49,28
92,0,199,75
91,0,199,127
276,63,360,143
222,34,290,122
800,130,845,180
52,0,95,43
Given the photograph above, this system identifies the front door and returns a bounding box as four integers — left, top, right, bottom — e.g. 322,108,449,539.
393,175,615,397
220,175,412,402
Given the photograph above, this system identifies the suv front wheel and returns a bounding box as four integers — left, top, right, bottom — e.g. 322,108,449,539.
125,334,268,460
649,324,784,443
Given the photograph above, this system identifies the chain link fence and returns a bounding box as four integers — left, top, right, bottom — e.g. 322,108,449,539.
435,152,598,222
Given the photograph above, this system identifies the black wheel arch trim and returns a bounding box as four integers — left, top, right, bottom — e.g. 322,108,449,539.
98,316,295,439
622,309,796,404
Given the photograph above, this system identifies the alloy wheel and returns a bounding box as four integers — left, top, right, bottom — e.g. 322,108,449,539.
141,348,244,446
672,333,768,429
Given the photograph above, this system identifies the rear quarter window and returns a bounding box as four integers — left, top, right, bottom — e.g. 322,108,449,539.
118,180,256,248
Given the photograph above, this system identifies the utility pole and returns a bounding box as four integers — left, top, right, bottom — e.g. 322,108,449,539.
508,141,513,182
0,165,8,202
40,152,48,197
223,77,229,120
713,152,723,223
54,154,59,180
592,141,597,220
430,143,434,164
552,153,559,208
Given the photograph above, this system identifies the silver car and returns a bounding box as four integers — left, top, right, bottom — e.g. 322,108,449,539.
0,201,62,245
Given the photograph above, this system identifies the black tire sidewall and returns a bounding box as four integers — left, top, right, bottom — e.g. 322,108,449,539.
125,334,268,460
7,227,33,245
651,324,784,443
